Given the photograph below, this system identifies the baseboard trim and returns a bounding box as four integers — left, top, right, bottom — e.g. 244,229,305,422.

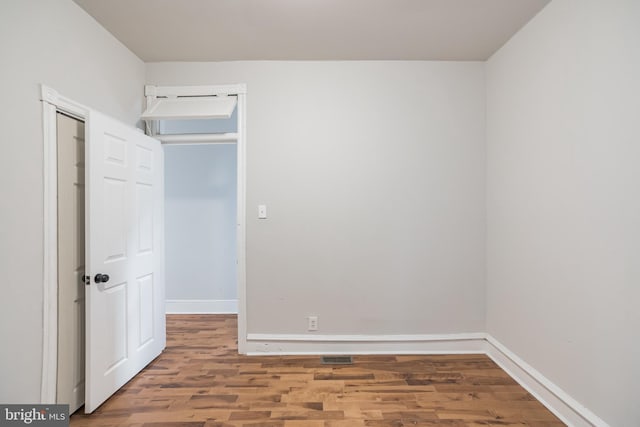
245,333,486,355
165,299,238,314
247,332,486,342
484,335,609,427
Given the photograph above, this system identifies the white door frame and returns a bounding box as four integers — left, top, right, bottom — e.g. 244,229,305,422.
143,84,247,353
40,83,248,403
40,85,90,403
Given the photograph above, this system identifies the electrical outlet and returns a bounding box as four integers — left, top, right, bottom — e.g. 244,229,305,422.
307,316,318,331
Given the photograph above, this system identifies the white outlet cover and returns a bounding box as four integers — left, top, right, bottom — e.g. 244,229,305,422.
307,316,318,331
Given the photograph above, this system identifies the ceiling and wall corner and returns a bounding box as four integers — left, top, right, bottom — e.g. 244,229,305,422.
72,0,550,62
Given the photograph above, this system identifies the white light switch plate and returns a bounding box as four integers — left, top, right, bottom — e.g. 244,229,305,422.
258,204,267,219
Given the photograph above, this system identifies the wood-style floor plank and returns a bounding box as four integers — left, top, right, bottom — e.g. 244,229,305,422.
70,315,564,426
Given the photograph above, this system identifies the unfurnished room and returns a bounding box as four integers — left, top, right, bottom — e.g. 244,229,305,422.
0,1,638,426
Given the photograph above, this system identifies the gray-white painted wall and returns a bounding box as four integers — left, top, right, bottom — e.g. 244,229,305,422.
2,1,635,423
0,0,145,403
486,0,640,426
147,61,487,335
164,144,237,302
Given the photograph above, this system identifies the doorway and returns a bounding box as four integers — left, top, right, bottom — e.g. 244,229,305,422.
55,113,86,414
41,83,247,409
164,143,238,313
142,83,247,347
42,88,167,412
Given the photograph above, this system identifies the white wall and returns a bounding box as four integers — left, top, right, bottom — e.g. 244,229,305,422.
147,61,486,336
486,0,640,426
164,144,237,305
0,0,145,403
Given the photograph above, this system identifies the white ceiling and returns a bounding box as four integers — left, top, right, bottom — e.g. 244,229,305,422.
73,0,550,62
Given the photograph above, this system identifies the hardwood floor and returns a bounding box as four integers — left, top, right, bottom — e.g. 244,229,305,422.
70,315,564,426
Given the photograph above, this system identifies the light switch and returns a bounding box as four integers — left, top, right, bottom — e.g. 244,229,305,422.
258,204,267,219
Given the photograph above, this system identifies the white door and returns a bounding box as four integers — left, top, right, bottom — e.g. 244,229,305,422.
85,111,165,413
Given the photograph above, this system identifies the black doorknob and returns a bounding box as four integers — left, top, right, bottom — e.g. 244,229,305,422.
94,274,110,283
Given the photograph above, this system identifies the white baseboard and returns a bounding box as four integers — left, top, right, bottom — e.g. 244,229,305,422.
245,332,486,355
484,335,609,427
165,299,238,314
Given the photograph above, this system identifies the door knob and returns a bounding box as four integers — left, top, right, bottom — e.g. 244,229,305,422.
94,274,110,283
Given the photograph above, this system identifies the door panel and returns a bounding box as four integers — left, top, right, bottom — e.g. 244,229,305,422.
85,111,165,413
100,284,127,374
137,184,154,253
138,274,155,347
101,178,128,263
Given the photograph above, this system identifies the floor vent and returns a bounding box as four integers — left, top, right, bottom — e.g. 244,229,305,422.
321,355,353,365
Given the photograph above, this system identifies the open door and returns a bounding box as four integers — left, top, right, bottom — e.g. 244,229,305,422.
84,111,165,413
